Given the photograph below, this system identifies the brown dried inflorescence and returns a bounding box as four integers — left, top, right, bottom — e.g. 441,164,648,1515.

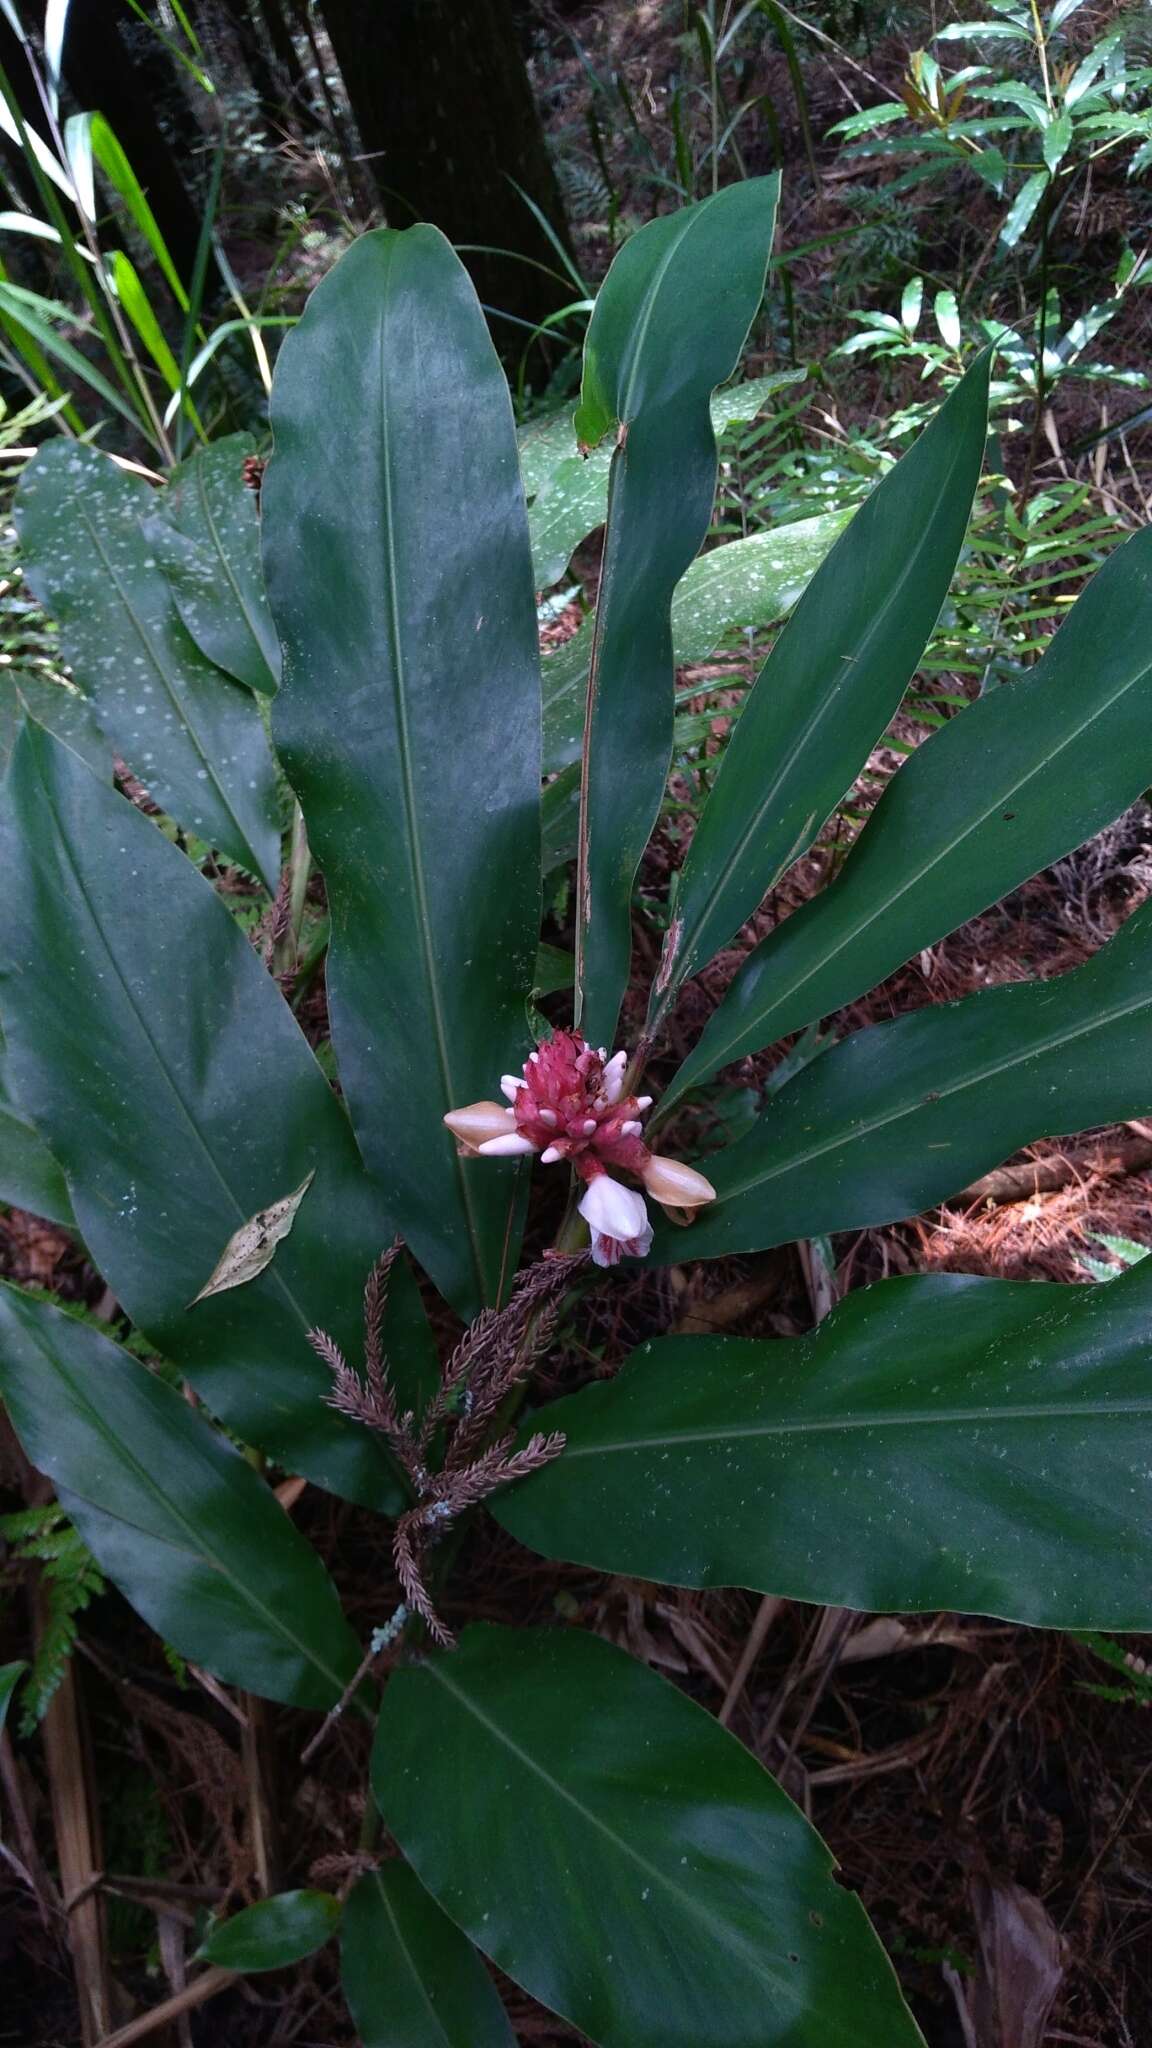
310,1246,583,1646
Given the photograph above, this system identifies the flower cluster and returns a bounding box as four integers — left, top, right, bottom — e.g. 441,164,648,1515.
444,1030,715,1267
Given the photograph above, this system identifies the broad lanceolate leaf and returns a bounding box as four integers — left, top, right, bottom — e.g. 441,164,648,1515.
146,433,281,694
652,894,1152,1263
0,1022,74,1226
541,509,851,775
0,668,106,777
0,1285,360,1707
523,370,803,591
15,443,279,886
648,351,993,1044
374,1625,922,2048
573,179,780,1050
265,227,541,1320
342,1866,516,2048
673,526,1152,1098
0,728,400,1509
199,1891,342,1971
496,1261,1152,1629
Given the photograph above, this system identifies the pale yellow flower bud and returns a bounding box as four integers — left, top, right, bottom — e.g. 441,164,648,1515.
443,1101,522,1155
640,1154,717,1214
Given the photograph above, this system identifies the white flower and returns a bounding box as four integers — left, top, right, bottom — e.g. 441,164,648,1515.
600,1049,628,1104
578,1175,653,1268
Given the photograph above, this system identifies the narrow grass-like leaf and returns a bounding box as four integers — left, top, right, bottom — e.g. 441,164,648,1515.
652,895,1152,1262
265,227,541,1318
496,1259,1152,1627
376,1625,922,2048
573,178,779,1048
342,1866,516,2048
648,351,992,1041
0,727,400,1508
16,443,279,885
673,527,1152,1097
0,1284,360,1707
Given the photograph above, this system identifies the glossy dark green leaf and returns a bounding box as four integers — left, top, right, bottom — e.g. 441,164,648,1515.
342,1866,516,2048
0,1096,73,1226
146,432,280,695
374,1624,922,2048
0,1285,360,1707
15,443,279,885
265,226,540,1319
199,1891,341,1971
0,726,400,1508
648,351,993,1043
524,371,802,591
673,526,1152,1098
541,508,849,776
0,668,106,777
496,1261,1152,1627
573,179,779,1049
651,894,1152,1263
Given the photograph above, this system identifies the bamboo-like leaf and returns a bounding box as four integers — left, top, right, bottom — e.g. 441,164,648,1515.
647,351,992,1041
342,1866,517,2048
374,1625,923,2048
110,249,186,395
0,727,401,1508
198,1892,341,1971
0,1284,361,1708
572,178,780,1048
89,110,190,309
671,527,1152,1099
265,227,541,1318
147,433,280,694
651,895,1152,1263
496,1258,1152,1627
16,443,279,886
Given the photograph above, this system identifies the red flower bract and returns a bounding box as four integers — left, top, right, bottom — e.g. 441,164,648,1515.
508,1030,651,1181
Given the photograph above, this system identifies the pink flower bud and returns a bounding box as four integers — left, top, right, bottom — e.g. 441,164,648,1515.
443,1101,524,1155
578,1176,653,1268
640,1155,717,1210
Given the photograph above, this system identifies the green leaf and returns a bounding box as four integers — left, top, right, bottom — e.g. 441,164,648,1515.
541,509,850,776
147,434,280,695
523,372,803,591
672,527,1152,1098
495,1259,1152,1628
0,279,146,436
0,668,107,778
652,894,1152,1263
573,179,780,1047
1001,170,1049,247
15,443,279,887
0,726,401,1509
648,351,992,1039
0,1285,360,1707
264,225,541,1320
934,288,961,349
1043,109,1073,172
199,1891,342,1971
342,1866,516,2047
110,249,185,396
0,1066,74,1225
900,277,923,333
89,111,190,310
0,1660,26,1735
374,1625,923,2048
1049,0,1090,27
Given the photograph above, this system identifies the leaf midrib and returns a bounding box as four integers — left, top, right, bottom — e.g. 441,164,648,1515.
420,1655,808,2007
368,1875,459,2048
189,452,275,679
